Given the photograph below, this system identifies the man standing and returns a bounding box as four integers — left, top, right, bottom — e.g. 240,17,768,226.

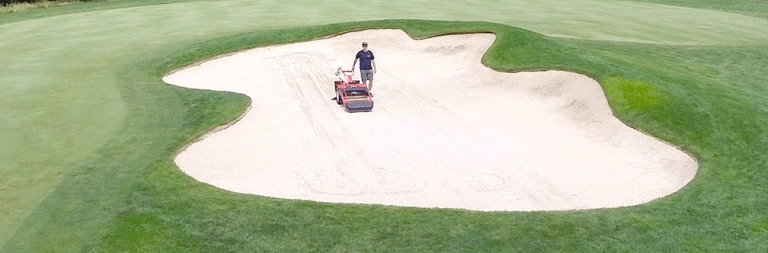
352,42,376,91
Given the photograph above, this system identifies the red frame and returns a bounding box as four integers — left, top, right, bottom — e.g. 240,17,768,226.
334,67,374,112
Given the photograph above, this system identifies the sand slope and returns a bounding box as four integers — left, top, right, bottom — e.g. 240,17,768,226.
164,30,697,211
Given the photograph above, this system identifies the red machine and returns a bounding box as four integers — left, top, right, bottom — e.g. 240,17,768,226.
334,67,374,112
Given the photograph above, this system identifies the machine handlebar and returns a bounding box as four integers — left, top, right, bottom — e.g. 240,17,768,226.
336,67,355,83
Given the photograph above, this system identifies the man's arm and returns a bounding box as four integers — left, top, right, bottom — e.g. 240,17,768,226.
352,51,359,71
371,59,377,74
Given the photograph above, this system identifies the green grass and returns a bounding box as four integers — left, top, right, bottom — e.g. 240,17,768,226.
2,0,768,252
4,0,768,44
603,77,663,114
623,0,768,20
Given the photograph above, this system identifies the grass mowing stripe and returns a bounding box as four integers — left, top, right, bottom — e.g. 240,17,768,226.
621,0,768,20
3,0,768,45
1,56,187,252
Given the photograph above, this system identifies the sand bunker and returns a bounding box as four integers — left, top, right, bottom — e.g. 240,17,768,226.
164,30,697,211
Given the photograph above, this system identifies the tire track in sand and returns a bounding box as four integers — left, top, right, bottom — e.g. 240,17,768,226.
264,52,426,196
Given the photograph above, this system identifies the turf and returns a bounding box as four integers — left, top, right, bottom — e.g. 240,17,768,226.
4,0,768,44
623,0,768,19
2,0,768,252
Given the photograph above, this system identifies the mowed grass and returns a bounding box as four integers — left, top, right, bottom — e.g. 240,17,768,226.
3,0,768,43
1,0,768,252
624,0,768,19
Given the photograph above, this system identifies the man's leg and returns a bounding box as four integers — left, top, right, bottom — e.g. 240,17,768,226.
360,70,369,85
361,70,373,90
367,77,373,90
367,71,374,90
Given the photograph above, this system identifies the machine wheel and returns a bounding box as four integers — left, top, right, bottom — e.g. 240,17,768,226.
336,91,343,104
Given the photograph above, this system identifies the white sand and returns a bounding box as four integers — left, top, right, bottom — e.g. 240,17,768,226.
164,29,697,211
